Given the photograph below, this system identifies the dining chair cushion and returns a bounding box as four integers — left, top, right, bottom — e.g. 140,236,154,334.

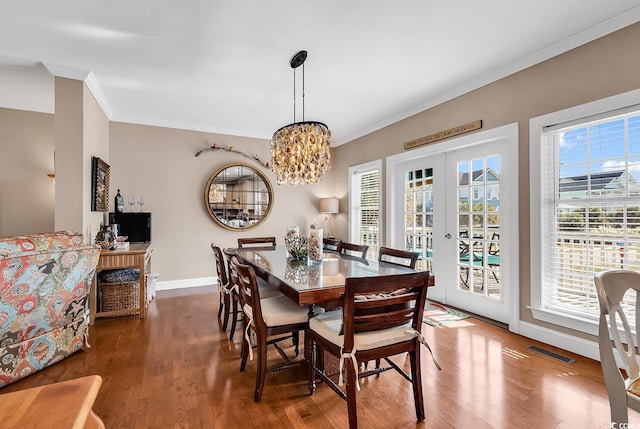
629,378,640,397
309,309,415,351
244,295,309,327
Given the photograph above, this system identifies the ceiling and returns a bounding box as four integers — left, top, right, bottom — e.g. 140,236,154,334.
1,1,639,146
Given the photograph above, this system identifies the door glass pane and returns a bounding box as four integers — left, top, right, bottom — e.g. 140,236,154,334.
457,156,501,298
404,168,433,271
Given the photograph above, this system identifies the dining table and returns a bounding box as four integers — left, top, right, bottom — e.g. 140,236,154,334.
231,245,428,308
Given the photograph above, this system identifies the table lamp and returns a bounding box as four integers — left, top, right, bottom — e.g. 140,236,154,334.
319,197,339,238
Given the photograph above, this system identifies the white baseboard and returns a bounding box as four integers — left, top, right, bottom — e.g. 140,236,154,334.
155,276,216,291
518,321,600,362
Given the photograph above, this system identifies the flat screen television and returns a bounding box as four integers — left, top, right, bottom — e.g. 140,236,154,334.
109,212,151,243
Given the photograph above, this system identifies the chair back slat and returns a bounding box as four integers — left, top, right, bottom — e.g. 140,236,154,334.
354,291,419,309
238,237,277,249
378,246,420,269
323,237,342,252
211,244,228,287
223,248,238,287
353,309,416,333
229,255,264,327
338,242,369,260
342,271,430,345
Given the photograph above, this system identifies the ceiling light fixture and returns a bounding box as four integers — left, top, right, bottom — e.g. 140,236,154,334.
270,50,331,186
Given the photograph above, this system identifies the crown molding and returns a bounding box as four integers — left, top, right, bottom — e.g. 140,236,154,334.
43,62,114,119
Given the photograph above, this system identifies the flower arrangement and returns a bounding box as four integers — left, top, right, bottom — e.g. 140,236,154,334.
285,228,308,261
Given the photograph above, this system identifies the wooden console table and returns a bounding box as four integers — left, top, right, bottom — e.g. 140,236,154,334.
0,375,105,428
90,243,152,324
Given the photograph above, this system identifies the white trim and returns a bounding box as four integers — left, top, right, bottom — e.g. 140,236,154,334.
348,159,383,246
386,123,520,332
155,276,216,291
44,62,90,81
528,306,598,336
518,321,600,361
529,87,640,332
43,63,114,118
84,72,114,118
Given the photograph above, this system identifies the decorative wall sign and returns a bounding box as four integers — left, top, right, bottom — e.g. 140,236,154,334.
91,156,110,212
404,120,482,150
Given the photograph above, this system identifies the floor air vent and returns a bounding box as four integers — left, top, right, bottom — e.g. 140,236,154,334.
526,345,576,364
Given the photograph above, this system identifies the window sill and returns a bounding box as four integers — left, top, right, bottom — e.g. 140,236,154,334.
528,306,598,336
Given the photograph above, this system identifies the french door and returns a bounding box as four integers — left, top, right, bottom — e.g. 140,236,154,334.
387,124,519,329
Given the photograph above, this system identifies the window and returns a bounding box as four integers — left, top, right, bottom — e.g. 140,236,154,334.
531,90,640,332
349,160,381,261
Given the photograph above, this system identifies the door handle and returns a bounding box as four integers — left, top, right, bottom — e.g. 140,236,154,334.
445,233,451,239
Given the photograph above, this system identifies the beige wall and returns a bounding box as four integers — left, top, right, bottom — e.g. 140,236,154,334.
0,108,54,236
332,22,640,341
108,123,337,284
53,77,110,239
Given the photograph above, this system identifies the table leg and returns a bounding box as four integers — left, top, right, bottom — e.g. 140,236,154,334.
307,304,315,319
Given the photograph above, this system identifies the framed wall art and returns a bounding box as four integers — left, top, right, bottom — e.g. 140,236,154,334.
91,156,110,212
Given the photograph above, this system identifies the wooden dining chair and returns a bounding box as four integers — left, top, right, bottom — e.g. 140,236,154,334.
237,237,277,249
211,244,233,331
594,269,640,424
229,255,309,402
338,241,369,260
323,237,342,253
222,248,281,340
306,270,439,429
378,246,420,269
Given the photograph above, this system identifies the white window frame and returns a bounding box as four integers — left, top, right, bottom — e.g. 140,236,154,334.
529,88,640,335
349,159,382,260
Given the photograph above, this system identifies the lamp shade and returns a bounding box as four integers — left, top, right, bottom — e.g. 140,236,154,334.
319,197,339,214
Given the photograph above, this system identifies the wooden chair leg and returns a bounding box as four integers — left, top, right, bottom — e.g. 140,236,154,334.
221,292,231,331
218,289,224,319
254,332,268,402
345,355,359,429
307,334,316,394
409,348,425,422
292,331,300,356
229,296,238,340
240,317,249,372
315,344,325,375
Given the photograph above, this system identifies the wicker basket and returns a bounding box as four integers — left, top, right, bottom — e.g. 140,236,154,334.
100,280,140,314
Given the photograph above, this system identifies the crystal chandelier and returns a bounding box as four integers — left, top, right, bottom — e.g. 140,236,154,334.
271,50,331,186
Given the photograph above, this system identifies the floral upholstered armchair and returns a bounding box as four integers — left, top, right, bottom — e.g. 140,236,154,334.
0,232,100,387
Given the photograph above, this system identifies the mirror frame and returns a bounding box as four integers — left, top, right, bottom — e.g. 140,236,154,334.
204,163,274,231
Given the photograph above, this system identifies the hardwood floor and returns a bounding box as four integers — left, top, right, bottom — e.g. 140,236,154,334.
1,285,635,428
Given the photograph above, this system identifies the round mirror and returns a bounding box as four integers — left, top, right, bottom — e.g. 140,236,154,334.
204,163,274,231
